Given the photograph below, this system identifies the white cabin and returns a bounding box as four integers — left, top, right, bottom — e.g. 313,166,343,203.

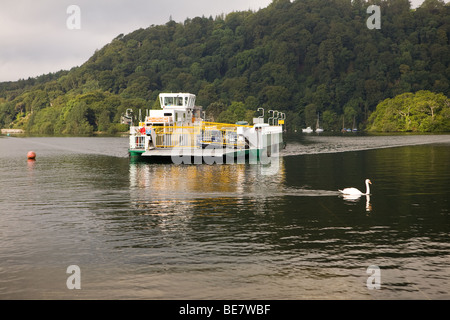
143,93,202,127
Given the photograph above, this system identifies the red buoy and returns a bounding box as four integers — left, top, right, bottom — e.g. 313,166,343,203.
27,151,36,160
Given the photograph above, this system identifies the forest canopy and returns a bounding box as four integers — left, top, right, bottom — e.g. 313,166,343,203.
0,0,449,134
367,90,450,132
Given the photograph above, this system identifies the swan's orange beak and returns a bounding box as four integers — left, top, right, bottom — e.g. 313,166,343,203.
368,180,372,184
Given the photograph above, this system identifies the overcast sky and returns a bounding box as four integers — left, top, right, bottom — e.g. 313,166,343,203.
0,0,443,82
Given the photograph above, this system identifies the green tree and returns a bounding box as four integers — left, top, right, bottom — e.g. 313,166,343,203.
368,90,450,132
217,101,251,124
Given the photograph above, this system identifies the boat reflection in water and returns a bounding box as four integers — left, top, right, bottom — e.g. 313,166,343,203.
128,157,286,218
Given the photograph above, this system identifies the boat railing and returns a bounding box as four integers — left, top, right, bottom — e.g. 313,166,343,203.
151,122,251,149
134,136,145,149
129,127,146,150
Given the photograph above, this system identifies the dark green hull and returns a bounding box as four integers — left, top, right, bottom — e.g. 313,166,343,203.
128,144,285,163
128,149,145,157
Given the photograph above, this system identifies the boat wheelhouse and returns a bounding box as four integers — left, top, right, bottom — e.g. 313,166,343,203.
129,93,284,162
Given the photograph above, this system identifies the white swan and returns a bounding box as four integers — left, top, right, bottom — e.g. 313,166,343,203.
339,179,372,195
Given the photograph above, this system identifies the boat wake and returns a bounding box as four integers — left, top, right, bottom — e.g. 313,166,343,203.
282,135,450,157
132,188,340,202
277,187,340,197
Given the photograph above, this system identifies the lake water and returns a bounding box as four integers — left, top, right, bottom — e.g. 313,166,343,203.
0,133,449,300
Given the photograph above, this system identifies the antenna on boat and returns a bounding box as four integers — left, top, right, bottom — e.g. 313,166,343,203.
274,111,279,126
123,108,133,125
257,107,264,119
268,110,274,125
279,112,286,127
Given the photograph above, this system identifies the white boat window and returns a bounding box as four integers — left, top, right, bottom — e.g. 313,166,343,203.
164,97,174,106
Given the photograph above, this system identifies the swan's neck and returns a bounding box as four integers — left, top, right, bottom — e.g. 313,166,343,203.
365,181,371,195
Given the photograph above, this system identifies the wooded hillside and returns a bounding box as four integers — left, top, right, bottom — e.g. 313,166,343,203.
0,0,449,134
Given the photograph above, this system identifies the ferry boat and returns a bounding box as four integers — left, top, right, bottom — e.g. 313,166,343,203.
128,93,284,163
